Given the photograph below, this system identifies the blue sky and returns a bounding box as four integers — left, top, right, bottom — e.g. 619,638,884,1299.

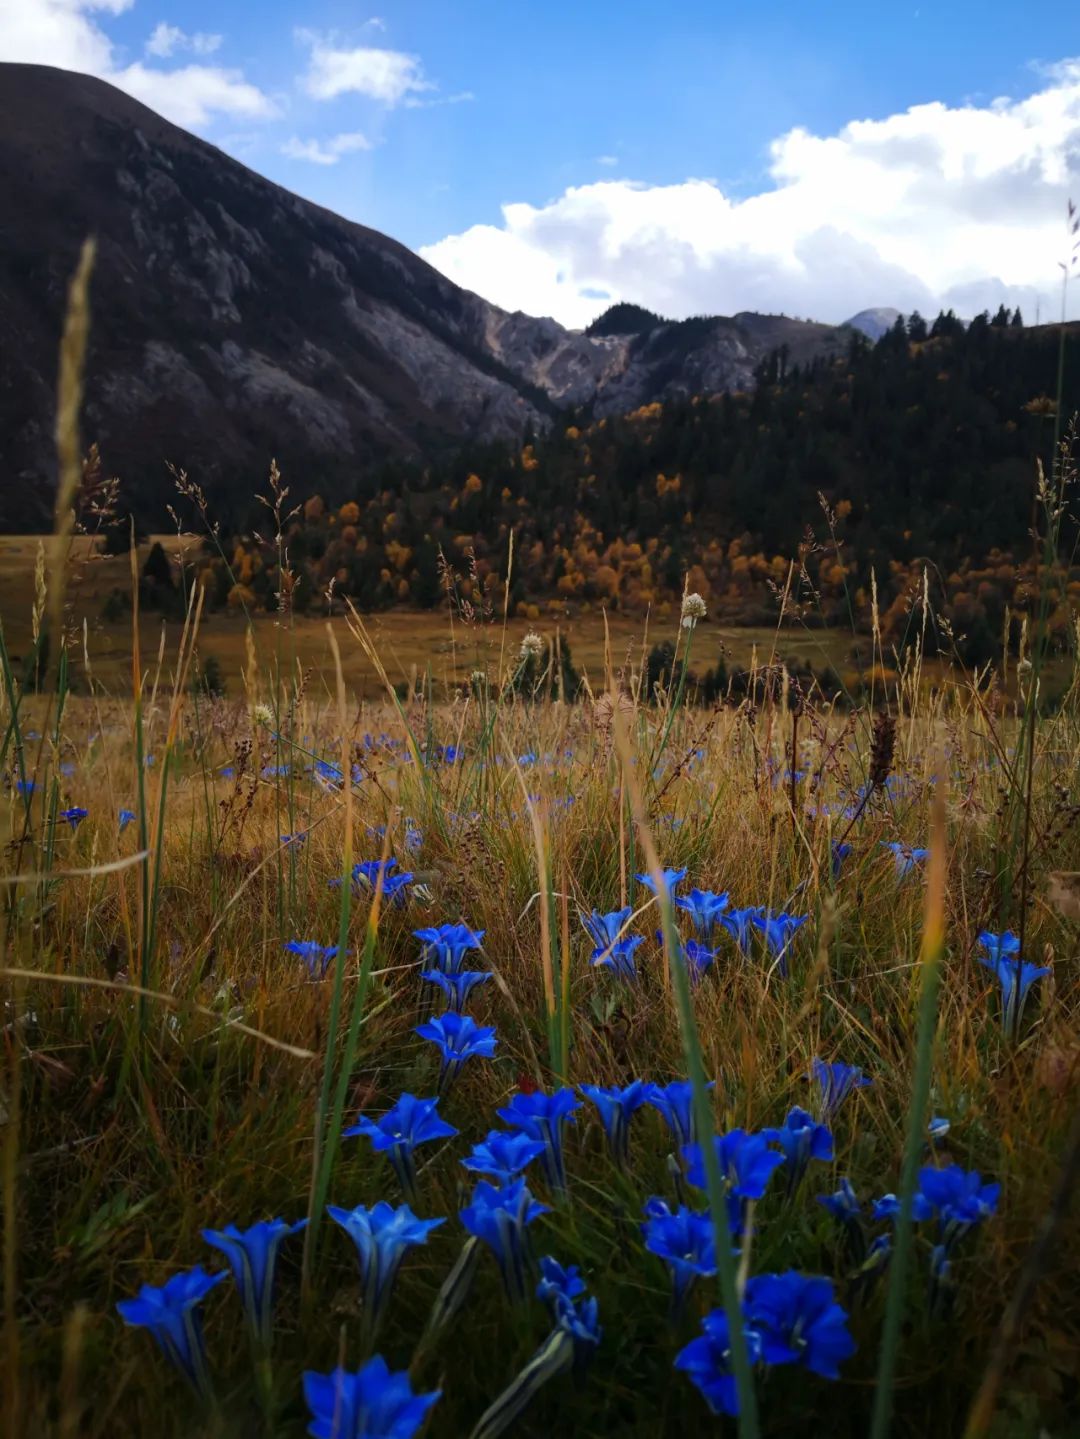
7,1,1080,323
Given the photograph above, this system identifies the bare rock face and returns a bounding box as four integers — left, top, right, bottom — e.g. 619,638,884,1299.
0,63,850,529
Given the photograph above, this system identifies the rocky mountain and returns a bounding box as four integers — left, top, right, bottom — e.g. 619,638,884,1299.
844,307,903,341
0,63,851,530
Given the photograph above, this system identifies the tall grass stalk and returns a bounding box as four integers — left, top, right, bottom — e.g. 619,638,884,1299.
614,709,761,1439
870,760,948,1439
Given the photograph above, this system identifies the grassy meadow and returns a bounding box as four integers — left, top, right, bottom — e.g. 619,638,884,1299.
2,566,1079,1439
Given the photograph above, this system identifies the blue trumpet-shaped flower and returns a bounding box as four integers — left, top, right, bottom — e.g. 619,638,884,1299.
327,1202,444,1340
753,911,808,976
413,923,485,975
583,907,633,963
119,807,136,831
763,1107,834,1193
591,934,643,980
460,1178,549,1302
811,1058,872,1119
882,841,929,880
682,1129,785,1232
637,867,688,896
416,1012,497,1092
348,859,414,906
742,1271,856,1379
284,940,339,980
343,1094,458,1205
202,1218,306,1346
461,1130,547,1182
675,888,730,937
928,1115,951,1141
915,1163,1000,1248
303,1357,440,1439
647,1078,715,1148
15,779,35,799
117,1266,225,1397
643,1199,718,1314
536,1256,601,1365
496,1088,580,1195
669,937,721,984
830,841,852,878
580,1080,657,1168
59,806,88,830
977,936,1050,1034
420,968,492,1013
818,1177,863,1226
675,1307,762,1418
720,905,765,955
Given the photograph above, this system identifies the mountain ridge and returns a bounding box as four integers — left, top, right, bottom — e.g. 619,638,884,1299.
0,62,853,529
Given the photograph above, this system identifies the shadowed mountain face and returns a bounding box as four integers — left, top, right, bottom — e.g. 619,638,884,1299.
0,64,850,530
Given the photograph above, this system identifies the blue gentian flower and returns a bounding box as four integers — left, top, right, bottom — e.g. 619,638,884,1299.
683,1129,785,1232
346,859,413,905
303,1357,440,1439
496,1089,580,1195
327,1202,444,1341
818,1177,863,1226
117,1266,225,1397
928,1115,951,1140
582,906,633,963
580,1080,657,1168
762,1107,834,1193
743,1271,856,1379
420,968,492,1013
831,841,852,878
281,831,307,848
59,806,88,830
676,1308,762,1418
872,1194,902,1221
647,1079,715,1148
202,1218,306,1345
637,867,688,896
643,1199,718,1315
284,940,339,980
977,937,1050,1034
536,1257,601,1366
15,779,35,799
416,1012,497,1092
461,1130,547,1182
752,911,808,977
118,808,136,831
915,1163,1000,1248
413,923,485,975
460,1178,549,1302
720,905,765,955
675,888,730,937
882,841,929,880
976,930,1020,965
811,1058,872,1119
343,1094,458,1205
591,934,643,980
670,937,721,984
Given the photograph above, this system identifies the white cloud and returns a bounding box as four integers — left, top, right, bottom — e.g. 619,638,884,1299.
281,131,374,165
296,29,434,106
2,1,274,130
596,155,619,167
146,22,223,59
422,63,1080,328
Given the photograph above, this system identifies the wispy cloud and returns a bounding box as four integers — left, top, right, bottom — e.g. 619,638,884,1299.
596,154,619,166
281,131,375,165
146,22,222,59
2,0,275,130
296,29,434,106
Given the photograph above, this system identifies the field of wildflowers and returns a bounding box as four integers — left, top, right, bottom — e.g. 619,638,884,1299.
2,591,1079,1439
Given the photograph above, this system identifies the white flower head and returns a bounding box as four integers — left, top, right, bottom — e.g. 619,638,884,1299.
520,632,544,661
681,592,707,629
470,669,487,687
252,702,274,728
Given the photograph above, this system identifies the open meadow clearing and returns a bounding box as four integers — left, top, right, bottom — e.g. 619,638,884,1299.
2,591,1078,1439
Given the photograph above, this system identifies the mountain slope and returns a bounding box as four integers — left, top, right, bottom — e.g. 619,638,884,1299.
0,64,851,530
0,64,557,529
